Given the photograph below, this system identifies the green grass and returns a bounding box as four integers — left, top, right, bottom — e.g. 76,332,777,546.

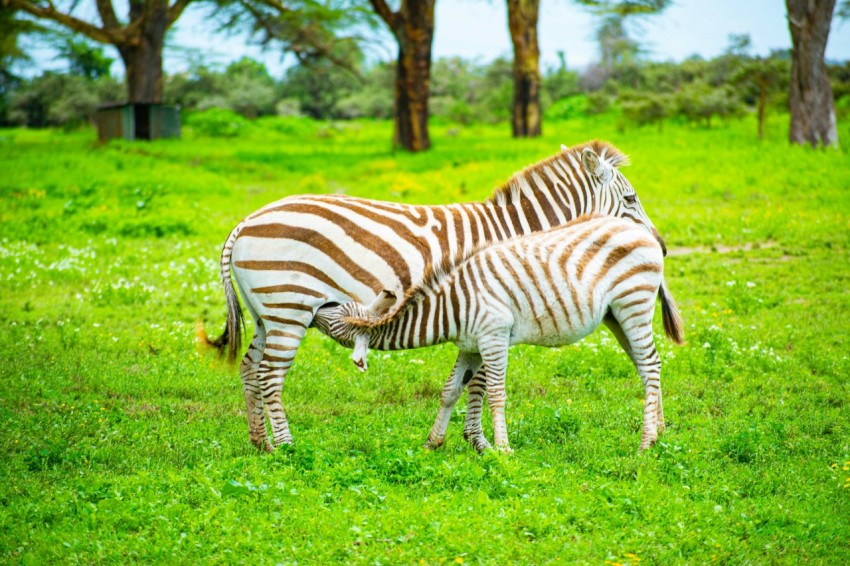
1,113,849,563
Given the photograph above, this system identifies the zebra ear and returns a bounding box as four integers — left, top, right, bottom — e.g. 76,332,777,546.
581,148,613,183
560,144,568,152
366,290,396,316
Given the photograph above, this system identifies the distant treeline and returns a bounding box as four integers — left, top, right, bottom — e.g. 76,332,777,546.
4,48,850,135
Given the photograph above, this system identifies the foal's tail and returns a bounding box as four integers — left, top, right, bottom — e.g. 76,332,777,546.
659,277,684,345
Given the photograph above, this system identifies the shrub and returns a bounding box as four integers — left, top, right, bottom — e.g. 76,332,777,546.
185,108,248,138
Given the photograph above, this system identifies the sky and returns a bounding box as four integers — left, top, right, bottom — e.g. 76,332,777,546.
21,0,850,78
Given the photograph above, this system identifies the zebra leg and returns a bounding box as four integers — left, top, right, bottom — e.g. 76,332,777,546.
425,352,482,449
241,328,271,451
479,334,512,453
608,309,662,450
462,370,490,452
257,319,310,447
605,312,666,431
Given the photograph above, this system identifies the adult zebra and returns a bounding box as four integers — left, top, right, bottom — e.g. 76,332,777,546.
209,140,667,451
316,215,684,453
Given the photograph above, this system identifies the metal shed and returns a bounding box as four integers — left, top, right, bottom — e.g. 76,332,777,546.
95,103,181,142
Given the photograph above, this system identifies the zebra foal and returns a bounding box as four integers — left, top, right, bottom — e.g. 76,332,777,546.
316,215,684,453
208,140,668,451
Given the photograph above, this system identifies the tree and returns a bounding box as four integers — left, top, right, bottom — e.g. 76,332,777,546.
1,6,42,123
3,0,193,103
731,55,790,140
216,0,372,71
785,0,839,147
56,36,114,79
281,46,362,118
369,0,436,152
501,0,668,140
506,0,541,137
596,14,640,68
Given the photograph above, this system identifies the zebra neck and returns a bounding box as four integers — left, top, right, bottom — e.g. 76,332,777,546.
489,156,601,235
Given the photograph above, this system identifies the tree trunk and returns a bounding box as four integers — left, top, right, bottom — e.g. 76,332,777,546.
393,3,434,152
785,0,838,148
371,0,435,152
507,0,541,138
117,1,167,103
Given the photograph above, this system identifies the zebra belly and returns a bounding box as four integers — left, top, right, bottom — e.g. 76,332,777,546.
509,306,607,348
510,320,601,348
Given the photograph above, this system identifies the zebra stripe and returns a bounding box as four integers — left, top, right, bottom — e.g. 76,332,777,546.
210,140,667,451
318,215,684,453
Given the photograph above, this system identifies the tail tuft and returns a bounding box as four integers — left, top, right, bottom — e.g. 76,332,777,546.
195,320,213,348
660,278,685,345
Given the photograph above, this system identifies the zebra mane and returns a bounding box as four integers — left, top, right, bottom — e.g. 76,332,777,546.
487,139,630,206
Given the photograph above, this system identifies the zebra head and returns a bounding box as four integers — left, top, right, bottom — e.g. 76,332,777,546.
312,291,398,372
576,145,668,257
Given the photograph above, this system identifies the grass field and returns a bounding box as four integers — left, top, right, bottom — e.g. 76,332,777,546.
1,113,849,563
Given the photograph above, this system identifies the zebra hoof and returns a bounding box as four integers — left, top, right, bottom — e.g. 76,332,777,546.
469,438,492,454
251,436,274,453
424,437,444,450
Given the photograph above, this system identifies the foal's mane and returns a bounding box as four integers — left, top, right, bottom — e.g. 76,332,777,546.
342,244,485,330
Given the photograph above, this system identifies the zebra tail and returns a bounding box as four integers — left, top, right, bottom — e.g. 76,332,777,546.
659,277,684,345
203,224,245,363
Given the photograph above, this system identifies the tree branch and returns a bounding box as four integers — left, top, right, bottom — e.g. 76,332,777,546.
369,0,399,30
167,0,193,26
5,0,129,44
95,0,120,30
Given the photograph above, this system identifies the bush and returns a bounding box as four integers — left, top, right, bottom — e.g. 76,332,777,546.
7,73,123,128
545,95,590,120
185,108,248,138
620,91,674,130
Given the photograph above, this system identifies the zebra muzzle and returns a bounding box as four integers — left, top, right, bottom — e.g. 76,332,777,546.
351,334,370,372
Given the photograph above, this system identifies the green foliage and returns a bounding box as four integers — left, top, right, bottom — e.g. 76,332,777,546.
676,81,744,128
1,115,849,562
280,52,363,119
7,72,122,128
55,36,114,80
542,51,581,103
619,90,673,130
184,108,249,138
166,57,278,118
545,94,591,120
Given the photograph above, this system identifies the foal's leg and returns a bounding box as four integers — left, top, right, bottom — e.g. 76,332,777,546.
425,352,482,449
605,313,666,434
462,371,489,451
479,333,512,453
607,308,663,450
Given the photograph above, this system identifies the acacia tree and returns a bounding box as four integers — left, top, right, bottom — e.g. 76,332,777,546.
369,0,435,152
785,0,839,147
2,0,193,103
217,0,371,71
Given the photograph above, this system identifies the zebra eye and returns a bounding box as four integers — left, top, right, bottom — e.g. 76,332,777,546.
624,194,637,204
